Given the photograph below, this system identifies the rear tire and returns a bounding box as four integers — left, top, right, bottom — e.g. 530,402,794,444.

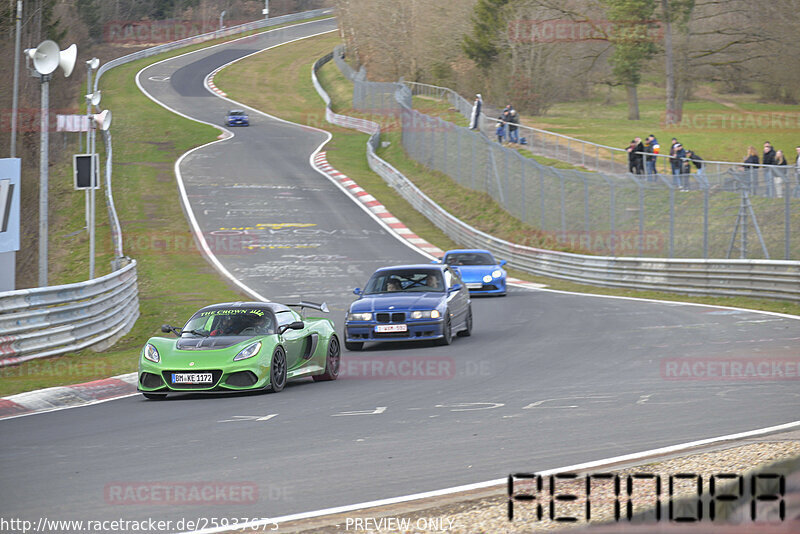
142,393,167,400
345,341,363,351
270,347,287,393
313,335,340,381
436,313,453,346
457,307,472,337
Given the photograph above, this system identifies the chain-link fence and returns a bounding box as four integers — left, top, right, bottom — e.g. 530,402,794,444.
334,48,798,260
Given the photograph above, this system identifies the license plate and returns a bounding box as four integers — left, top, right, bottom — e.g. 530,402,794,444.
171,372,213,384
466,283,483,289
375,324,407,333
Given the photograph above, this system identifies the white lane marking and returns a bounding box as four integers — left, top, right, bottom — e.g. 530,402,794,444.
522,396,615,409
435,402,504,412
147,75,170,81
218,414,278,423
181,419,800,534
0,393,141,421
332,407,387,416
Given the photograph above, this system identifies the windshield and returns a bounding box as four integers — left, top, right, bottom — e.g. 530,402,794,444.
182,308,274,337
364,270,445,294
229,110,246,116
444,252,495,266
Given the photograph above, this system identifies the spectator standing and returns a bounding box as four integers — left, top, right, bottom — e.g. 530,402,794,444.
469,94,482,130
508,109,519,144
627,140,637,174
495,120,505,144
762,141,777,197
644,134,659,180
669,138,681,176
774,149,787,197
673,142,686,189
633,137,645,175
743,146,760,194
686,150,704,186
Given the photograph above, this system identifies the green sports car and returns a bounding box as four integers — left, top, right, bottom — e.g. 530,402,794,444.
137,301,339,399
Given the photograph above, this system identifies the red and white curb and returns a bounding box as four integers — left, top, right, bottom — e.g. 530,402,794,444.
0,373,138,420
206,66,228,97
312,152,545,290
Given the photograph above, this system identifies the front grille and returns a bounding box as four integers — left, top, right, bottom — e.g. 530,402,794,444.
162,369,223,389
376,312,405,323
140,372,163,389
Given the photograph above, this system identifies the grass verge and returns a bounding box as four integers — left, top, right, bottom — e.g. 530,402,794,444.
0,17,335,397
215,33,800,318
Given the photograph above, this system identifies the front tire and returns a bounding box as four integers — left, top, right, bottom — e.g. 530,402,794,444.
345,340,363,351
313,335,340,382
457,306,473,337
270,347,287,393
436,313,453,346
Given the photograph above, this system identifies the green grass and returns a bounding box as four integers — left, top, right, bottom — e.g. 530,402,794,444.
0,17,336,397
215,33,800,318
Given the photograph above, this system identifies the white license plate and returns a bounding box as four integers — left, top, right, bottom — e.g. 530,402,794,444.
466,283,483,289
375,324,407,333
172,372,213,384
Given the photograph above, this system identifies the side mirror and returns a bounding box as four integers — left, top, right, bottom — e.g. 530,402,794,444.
499,260,507,267
449,283,463,293
161,324,173,334
279,321,304,334
353,288,362,296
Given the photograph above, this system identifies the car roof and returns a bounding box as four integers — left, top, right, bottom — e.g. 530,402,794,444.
228,109,246,113
194,302,290,314
443,249,494,256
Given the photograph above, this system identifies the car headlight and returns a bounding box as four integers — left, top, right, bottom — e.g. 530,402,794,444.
143,343,160,363
348,312,372,321
410,310,441,319
492,269,503,278
234,341,262,362
483,275,493,283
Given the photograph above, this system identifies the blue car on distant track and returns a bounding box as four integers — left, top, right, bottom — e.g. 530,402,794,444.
344,264,472,351
438,249,507,296
225,109,249,126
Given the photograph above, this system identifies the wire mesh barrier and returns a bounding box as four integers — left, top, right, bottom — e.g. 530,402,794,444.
315,50,800,301
334,55,798,261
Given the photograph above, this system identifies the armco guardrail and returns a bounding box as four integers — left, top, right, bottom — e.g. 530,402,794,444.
0,261,140,367
313,52,800,302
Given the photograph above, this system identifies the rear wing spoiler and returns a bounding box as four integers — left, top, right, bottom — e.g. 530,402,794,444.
287,301,329,315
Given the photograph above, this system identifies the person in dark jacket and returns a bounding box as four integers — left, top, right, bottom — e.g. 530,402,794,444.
743,145,760,193
508,109,519,144
627,140,638,174
644,134,659,180
673,142,686,189
762,141,777,197
669,138,681,176
633,137,645,175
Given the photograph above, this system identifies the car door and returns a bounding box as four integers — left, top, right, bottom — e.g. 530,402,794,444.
444,268,469,329
275,310,305,370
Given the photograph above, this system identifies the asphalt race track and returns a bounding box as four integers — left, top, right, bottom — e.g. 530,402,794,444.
1,18,799,528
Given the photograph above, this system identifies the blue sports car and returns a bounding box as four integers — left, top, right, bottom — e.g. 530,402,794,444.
344,264,472,351
225,109,249,126
439,249,507,296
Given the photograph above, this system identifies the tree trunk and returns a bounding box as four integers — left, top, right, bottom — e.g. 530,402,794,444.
661,0,678,125
626,84,640,120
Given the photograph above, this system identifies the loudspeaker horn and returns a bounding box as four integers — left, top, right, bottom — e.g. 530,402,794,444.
87,57,100,70
59,44,77,77
30,40,60,75
86,91,102,106
92,109,112,131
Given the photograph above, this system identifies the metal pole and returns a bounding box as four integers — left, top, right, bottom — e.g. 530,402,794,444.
219,10,226,30
38,74,50,286
786,182,791,260
86,66,93,275
89,120,96,279
10,0,23,157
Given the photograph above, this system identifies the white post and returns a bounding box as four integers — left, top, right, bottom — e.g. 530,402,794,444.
38,74,50,286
